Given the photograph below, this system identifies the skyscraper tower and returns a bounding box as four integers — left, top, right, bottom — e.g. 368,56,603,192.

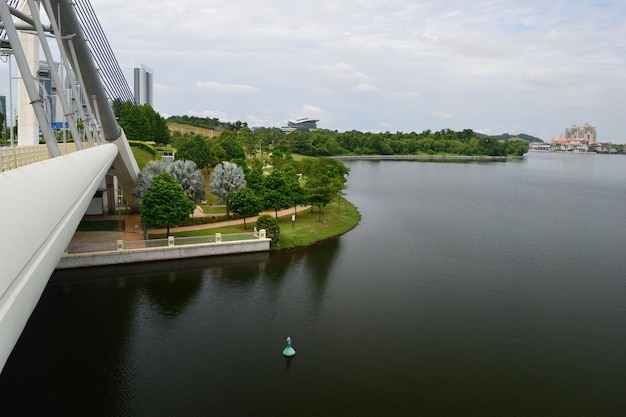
133,64,153,107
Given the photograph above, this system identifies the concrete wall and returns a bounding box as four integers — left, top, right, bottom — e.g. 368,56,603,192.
56,239,272,269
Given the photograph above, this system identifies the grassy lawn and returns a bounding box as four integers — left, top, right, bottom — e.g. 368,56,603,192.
131,147,159,170
199,205,227,215
166,198,360,250
275,199,359,249
77,220,124,231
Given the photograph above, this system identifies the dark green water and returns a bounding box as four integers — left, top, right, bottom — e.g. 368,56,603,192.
1,152,625,416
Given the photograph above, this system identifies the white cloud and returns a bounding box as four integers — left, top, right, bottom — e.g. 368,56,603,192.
295,105,325,120
2,0,625,141
196,81,259,93
516,66,599,94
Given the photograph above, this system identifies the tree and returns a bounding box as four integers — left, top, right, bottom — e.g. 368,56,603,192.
210,142,227,167
244,158,265,193
220,135,246,162
140,173,195,235
175,135,212,170
303,172,335,220
302,157,347,220
280,164,305,217
113,100,170,144
167,159,205,201
263,169,293,219
132,160,168,203
210,161,247,216
228,187,263,229
256,214,280,246
132,160,204,204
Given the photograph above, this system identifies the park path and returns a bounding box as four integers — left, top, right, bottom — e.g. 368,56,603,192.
142,205,311,235
68,205,311,248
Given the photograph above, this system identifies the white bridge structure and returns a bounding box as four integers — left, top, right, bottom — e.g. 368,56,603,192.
0,0,140,370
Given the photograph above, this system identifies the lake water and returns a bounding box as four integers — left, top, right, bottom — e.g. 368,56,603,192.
1,152,625,416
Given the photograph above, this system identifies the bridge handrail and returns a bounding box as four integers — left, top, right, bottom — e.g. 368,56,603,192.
1,143,91,172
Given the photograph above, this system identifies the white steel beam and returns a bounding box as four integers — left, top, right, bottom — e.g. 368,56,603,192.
0,144,118,371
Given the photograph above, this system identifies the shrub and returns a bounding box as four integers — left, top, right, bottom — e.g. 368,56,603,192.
129,140,158,157
256,214,280,245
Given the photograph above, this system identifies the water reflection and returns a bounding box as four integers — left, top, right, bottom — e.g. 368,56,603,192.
143,270,202,317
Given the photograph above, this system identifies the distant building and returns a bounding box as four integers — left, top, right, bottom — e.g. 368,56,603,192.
37,60,78,124
565,123,596,142
288,117,318,130
134,65,153,106
550,122,598,152
0,95,6,120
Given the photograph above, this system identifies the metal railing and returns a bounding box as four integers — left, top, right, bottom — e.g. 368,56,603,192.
66,231,262,254
1,143,91,172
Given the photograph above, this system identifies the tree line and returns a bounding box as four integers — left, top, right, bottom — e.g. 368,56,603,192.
265,128,528,157
113,105,528,158
170,124,528,158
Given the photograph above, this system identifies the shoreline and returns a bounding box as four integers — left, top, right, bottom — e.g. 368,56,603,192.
332,155,523,161
60,200,360,269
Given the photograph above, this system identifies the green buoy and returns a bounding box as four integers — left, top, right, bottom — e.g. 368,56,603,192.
282,337,296,357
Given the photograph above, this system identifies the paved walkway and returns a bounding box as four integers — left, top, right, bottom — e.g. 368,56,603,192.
149,205,311,234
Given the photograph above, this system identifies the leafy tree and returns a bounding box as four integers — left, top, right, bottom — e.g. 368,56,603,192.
220,135,246,161
210,161,247,216
245,158,265,193
210,142,227,167
140,173,195,235
280,164,305,217
228,187,263,229
256,214,280,245
175,135,212,170
304,173,335,220
113,100,170,144
302,157,348,220
263,169,293,219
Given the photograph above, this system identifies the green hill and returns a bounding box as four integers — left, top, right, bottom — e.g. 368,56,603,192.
475,132,543,143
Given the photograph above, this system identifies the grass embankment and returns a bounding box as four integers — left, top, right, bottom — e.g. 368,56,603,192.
167,122,220,138
172,198,360,250
131,146,159,170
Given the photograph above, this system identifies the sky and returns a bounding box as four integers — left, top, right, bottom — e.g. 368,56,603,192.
1,0,625,142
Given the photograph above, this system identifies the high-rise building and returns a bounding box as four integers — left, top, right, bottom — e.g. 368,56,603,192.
565,123,596,142
133,65,153,106
0,96,6,121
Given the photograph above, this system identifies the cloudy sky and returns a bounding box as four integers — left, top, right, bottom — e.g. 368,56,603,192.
2,0,626,141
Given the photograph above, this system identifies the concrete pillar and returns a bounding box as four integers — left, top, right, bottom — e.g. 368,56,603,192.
105,174,115,214
17,1,40,146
